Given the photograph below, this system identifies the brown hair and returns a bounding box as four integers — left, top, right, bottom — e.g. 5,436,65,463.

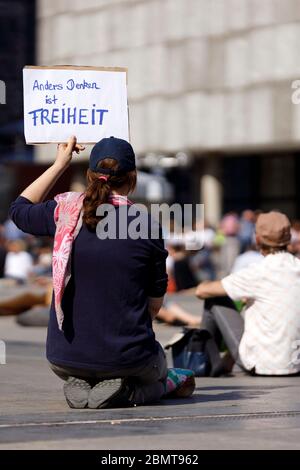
259,244,288,255
82,158,137,230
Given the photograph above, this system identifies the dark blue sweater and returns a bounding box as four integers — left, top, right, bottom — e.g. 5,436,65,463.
9,196,168,371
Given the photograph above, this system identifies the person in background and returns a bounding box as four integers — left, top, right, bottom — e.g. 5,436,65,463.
4,239,33,283
190,247,216,282
166,241,198,291
217,213,241,278
239,209,256,252
3,219,26,241
157,301,200,327
30,238,53,277
231,242,263,273
202,220,216,250
196,211,300,376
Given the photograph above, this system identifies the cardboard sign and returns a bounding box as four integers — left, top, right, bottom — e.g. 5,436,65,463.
23,66,129,144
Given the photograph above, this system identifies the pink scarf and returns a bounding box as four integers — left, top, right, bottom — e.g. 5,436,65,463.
53,191,132,330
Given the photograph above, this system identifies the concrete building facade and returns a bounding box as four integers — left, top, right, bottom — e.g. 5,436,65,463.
36,0,300,223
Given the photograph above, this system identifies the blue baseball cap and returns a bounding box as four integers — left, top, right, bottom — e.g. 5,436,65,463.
89,136,136,176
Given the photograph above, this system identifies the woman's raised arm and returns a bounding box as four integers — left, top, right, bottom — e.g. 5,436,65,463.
21,136,85,203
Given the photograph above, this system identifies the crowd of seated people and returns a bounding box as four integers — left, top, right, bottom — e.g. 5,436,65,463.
165,209,300,292
1,209,300,331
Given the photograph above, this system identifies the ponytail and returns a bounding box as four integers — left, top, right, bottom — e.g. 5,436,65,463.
82,158,137,230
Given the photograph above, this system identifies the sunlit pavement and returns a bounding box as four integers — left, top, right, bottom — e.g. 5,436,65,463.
1,295,300,450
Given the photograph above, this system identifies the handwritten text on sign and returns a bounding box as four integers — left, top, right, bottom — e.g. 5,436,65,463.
23,67,129,144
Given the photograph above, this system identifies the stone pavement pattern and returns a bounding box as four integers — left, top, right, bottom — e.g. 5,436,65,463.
1,295,300,450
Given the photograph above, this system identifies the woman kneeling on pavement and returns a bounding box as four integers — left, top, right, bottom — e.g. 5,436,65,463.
9,136,195,409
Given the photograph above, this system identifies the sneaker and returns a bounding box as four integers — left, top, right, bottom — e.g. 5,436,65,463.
88,378,135,409
163,368,196,398
173,375,196,397
63,377,92,409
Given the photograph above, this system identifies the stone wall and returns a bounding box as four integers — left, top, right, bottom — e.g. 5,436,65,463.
36,0,300,160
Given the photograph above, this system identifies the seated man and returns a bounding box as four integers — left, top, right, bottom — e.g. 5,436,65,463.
196,211,300,376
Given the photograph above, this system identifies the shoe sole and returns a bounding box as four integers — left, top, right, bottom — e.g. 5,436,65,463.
65,396,87,409
63,382,90,409
88,379,123,409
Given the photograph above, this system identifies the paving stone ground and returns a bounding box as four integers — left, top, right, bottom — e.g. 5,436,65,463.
1,295,300,450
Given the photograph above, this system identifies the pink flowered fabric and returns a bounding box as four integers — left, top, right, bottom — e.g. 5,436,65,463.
53,191,132,330
53,192,84,330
